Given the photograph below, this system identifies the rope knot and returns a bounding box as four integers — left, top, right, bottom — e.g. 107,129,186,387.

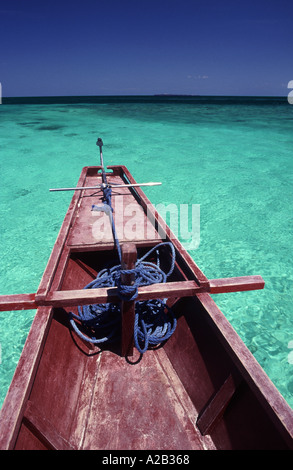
113,268,139,301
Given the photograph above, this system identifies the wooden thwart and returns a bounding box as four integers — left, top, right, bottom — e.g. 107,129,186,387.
0,293,36,312
0,275,265,312
23,401,75,450
41,280,202,307
209,275,265,293
197,373,242,435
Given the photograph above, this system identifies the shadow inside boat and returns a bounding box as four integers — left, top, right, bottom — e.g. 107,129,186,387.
52,306,168,364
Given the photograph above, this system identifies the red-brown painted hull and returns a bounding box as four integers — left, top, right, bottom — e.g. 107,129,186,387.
0,165,292,450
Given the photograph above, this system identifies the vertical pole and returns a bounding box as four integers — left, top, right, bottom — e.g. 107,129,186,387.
96,137,107,185
120,243,137,357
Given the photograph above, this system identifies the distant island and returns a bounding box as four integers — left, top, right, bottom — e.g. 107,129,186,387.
154,94,200,96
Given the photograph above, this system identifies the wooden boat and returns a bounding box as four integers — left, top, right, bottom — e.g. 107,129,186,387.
0,140,292,450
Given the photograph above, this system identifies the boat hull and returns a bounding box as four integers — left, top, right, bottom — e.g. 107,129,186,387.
0,165,292,450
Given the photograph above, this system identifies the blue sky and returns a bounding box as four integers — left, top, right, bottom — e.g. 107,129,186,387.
0,0,292,96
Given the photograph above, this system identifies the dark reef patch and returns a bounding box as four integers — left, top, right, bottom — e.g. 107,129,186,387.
37,125,65,131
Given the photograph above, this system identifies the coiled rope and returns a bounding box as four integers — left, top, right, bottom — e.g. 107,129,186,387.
69,178,177,354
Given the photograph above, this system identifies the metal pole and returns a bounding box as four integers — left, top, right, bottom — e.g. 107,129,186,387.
96,137,107,185
49,182,162,192
49,138,162,192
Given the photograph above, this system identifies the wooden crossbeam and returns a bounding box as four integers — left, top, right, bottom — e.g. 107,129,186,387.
0,293,36,312
209,275,265,294
0,275,265,312
39,280,203,307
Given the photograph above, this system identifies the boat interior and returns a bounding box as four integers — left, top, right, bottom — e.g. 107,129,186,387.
14,242,291,450
1,164,292,450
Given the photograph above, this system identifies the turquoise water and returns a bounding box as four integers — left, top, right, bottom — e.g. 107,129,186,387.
0,96,292,409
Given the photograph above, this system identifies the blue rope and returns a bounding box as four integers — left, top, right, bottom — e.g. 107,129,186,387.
69,185,177,353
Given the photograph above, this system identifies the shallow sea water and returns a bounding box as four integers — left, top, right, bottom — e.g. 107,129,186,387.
0,96,292,409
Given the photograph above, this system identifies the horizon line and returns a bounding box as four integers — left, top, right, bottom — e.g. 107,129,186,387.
0,93,288,104
1,93,288,100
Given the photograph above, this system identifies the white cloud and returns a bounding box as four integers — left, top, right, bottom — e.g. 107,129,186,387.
187,75,209,80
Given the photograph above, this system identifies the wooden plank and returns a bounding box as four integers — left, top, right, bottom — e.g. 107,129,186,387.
81,348,205,450
23,401,75,450
0,276,266,313
0,306,54,450
209,275,265,294
197,373,242,435
40,275,264,307
67,174,160,247
120,243,137,356
37,280,203,308
0,293,36,312
20,308,102,450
